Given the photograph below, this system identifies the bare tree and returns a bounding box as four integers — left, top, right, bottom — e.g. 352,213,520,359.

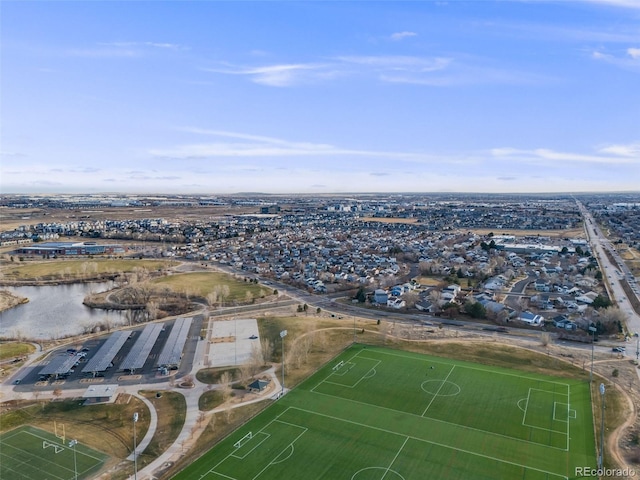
245,290,255,304
206,291,218,307
598,307,626,334
403,291,419,309
219,372,233,402
208,413,216,431
540,332,551,347
260,338,274,363
238,363,252,384
146,301,159,321
250,343,265,370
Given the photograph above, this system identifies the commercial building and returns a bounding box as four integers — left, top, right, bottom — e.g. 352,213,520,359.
17,241,125,256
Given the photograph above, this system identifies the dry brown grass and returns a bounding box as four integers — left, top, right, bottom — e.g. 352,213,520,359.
469,227,586,239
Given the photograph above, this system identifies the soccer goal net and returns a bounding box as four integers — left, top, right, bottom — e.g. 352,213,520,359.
234,432,253,448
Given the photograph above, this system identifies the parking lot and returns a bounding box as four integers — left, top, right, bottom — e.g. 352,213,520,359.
9,315,204,392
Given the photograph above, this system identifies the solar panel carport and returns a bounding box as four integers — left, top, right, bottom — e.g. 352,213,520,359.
82,330,130,375
39,354,79,379
120,323,164,373
157,317,192,369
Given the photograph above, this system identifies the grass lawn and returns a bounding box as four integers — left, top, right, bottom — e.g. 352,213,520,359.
174,344,596,480
199,390,226,411
0,425,108,480
151,272,271,300
0,342,35,361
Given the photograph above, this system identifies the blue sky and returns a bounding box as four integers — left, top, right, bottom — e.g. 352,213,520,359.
1,0,639,194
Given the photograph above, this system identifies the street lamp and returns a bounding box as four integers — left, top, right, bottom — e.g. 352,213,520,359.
634,333,639,362
68,439,78,480
599,383,606,470
280,330,287,397
133,412,138,480
589,326,597,382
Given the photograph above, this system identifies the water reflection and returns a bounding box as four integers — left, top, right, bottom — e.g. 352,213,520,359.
0,282,127,340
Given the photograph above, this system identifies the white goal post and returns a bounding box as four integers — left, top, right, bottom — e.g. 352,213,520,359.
42,440,64,454
234,432,253,448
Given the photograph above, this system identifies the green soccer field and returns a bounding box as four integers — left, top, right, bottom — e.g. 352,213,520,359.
175,344,597,480
0,425,108,480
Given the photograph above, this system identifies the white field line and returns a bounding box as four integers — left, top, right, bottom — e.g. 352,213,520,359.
206,412,307,480
309,384,569,452
422,365,456,417
289,405,568,480
324,360,381,389
381,436,409,480
366,348,572,388
20,429,105,463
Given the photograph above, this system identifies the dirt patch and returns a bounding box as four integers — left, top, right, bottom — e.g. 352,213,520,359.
211,336,235,343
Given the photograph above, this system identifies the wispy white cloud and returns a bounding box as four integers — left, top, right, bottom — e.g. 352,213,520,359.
628,47,640,59
592,47,640,71
68,47,140,58
491,146,639,164
204,54,545,87
68,41,186,58
202,62,331,87
598,142,640,157
390,31,418,41
580,0,640,9
98,41,185,50
336,55,451,71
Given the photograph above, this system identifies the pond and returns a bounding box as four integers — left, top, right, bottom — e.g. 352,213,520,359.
0,282,127,340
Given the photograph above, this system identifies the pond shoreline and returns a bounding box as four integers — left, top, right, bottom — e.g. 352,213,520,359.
0,291,29,313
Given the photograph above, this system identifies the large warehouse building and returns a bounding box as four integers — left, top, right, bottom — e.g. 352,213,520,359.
17,241,126,256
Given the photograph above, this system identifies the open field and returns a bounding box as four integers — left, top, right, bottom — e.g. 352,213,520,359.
0,425,108,480
0,259,177,282
0,205,260,233
469,227,586,239
617,245,640,276
151,272,272,300
174,344,596,480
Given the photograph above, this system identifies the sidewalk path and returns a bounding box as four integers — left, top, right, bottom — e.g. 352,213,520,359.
132,366,281,480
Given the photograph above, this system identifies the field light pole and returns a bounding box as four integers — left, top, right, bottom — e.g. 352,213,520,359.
589,326,597,382
599,383,606,470
280,330,287,397
133,412,139,480
68,439,78,480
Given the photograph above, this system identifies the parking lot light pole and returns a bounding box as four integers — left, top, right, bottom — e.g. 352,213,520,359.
599,383,606,470
280,330,287,397
589,326,597,382
68,439,78,480
133,412,138,480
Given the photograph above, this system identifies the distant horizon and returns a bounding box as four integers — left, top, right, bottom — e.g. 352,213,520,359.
2,1,638,194
3,190,639,197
